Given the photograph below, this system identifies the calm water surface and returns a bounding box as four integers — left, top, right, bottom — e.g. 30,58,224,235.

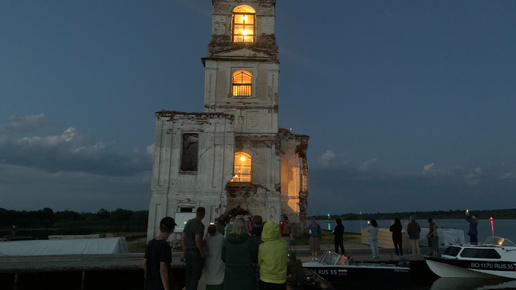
315,219,516,243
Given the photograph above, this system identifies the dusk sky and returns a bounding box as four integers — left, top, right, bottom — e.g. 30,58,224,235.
1,1,515,215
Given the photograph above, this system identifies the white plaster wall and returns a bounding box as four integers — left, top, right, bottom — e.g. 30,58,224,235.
203,59,279,134
147,113,235,241
259,16,275,35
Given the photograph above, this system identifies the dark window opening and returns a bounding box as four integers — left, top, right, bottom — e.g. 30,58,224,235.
180,134,198,172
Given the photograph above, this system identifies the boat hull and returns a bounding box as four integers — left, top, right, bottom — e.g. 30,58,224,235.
426,257,516,279
303,262,410,286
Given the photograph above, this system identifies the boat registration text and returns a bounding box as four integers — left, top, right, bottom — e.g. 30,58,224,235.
470,262,516,271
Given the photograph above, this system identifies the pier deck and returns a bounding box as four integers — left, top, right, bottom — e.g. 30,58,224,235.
0,239,432,290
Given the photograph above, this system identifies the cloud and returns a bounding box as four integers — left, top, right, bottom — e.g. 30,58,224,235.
0,114,49,133
359,158,377,172
318,150,337,167
501,171,516,180
0,114,153,212
423,163,435,173
421,163,515,188
308,160,516,215
16,127,80,147
0,164,151,212
146,144,154,156
0,119,152,176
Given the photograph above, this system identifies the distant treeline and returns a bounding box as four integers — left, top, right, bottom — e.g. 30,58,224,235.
3,208,515,230
312,209,516,221
0,208,148,232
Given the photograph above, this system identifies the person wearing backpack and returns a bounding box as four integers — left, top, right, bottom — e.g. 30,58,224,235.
279,216,291,249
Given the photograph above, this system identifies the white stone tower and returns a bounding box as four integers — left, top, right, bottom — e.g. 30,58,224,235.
147,0,309,241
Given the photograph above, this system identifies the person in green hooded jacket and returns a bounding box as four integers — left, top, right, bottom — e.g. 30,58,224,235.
258,221,288,290
222,218,258,290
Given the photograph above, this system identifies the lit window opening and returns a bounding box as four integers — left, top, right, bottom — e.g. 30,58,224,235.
230,152,251,182
232,70,252,97
232,5,255,43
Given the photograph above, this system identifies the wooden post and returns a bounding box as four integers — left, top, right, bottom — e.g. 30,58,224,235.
14,272,19,290
81,270,86,290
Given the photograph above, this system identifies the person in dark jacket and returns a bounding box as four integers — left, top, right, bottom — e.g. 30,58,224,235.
143,217,176,290
389,218,403,258
251,215,264,244
465,210,479,244
332,218,345,254
407,216,421,257
222,218,259,290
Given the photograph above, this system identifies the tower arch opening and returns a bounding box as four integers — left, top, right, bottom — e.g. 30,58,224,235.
232,5,255,43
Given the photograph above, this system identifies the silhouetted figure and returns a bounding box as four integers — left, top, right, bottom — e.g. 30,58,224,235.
333,218,345,254
427,218,439,256
143,217,176,290
390,218,403,258
222,218,259,290
407,216,421,257
279,216,292,249
465,210,479,244
181,207,206,290
203,224,225,290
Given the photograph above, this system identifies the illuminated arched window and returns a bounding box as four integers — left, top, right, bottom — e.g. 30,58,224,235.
230,152,251,182
232,5,255,43
232,70,252,97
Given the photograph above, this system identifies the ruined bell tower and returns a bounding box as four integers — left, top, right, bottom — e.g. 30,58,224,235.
147,0,309,240
203,0,283,220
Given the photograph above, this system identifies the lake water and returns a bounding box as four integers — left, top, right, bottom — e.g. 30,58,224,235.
314,219,516,289
314,219,516,243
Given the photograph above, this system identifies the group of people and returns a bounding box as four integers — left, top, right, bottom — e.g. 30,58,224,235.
364,210,480,259
365,216,437,259
307,217,346,261
143,207,292,290
144,210,481,289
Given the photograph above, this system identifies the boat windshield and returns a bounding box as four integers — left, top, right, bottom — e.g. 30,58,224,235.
443,246,461,257
483,236,516,247
319,250,343,266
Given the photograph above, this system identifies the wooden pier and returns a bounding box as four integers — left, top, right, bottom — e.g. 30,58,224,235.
0,253,186,290
0,239,433,290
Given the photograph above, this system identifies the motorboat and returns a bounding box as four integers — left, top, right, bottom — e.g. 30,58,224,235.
425,236,516,279
303,250,410,287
